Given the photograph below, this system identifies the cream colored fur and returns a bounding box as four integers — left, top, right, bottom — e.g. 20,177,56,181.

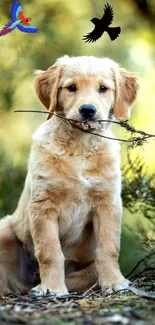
0,56,139,296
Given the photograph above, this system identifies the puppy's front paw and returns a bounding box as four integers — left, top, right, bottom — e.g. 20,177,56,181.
101,278,131,295
31,284,69,297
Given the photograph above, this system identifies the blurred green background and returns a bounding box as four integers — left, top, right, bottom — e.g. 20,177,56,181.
0,0,155,276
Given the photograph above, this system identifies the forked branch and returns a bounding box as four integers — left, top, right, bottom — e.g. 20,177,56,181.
14,109,155,148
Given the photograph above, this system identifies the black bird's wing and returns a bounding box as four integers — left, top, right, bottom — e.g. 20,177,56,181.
82,25,103,43
82,3,114,43
101,3,114,26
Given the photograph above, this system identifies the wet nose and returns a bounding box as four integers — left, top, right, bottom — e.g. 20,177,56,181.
79,104,97,119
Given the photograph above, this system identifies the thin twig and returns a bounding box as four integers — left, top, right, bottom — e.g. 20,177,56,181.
126,251,155,279
82,281,99,297
132,281,155,288
14,109,155,146
14,109,77,123
129,286,155,300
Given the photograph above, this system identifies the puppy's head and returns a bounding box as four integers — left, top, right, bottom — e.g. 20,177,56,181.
34,56,139,128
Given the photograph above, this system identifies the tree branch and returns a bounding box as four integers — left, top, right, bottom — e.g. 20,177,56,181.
14,109,155,148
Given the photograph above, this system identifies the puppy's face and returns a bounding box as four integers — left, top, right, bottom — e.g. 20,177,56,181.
58,66,115,122
34,56,139,127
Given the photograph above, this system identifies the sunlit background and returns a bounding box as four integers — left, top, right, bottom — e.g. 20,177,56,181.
0,0,155,275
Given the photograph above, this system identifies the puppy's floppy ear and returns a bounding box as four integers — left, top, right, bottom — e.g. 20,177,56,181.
33,63,62,119
112,66,139,120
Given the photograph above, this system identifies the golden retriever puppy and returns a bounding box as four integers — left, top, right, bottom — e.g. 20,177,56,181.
0,56,139,296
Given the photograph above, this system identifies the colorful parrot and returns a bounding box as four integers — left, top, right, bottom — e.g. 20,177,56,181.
0,0,38,37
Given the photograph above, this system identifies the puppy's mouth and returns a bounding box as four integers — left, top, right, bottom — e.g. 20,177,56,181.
70,120,105,131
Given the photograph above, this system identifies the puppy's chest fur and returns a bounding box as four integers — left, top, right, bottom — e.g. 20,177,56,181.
56,152,101,244
46,143,113,195
32,135,119,244
42,143,118,243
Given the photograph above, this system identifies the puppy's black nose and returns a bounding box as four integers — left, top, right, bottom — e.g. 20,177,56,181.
79,104,97,119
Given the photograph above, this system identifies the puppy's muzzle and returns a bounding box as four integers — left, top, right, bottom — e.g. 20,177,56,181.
79,104,97,120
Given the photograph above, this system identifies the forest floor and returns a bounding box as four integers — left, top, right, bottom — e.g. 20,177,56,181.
0,269,155,325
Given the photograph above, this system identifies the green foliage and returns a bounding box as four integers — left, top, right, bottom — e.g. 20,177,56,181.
122,155,155,222
0,146,25,217
121,155,155,276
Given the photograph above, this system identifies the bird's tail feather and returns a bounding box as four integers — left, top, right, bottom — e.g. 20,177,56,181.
106,26,121,41
0,22,13,36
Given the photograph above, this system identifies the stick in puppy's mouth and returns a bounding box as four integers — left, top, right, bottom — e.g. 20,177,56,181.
14,109,107,131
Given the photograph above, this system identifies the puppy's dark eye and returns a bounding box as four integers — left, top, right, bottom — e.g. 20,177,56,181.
99,85,108,93
67,84,77,92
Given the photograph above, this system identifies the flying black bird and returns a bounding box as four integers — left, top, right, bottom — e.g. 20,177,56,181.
83,3,121,43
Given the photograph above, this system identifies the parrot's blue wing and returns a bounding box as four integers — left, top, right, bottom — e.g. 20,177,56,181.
11,0,22,22
17,23,38,33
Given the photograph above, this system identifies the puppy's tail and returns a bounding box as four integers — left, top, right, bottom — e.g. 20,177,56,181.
106,26,121,41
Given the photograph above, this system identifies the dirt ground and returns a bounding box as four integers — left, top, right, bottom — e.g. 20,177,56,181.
0,270,155,325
